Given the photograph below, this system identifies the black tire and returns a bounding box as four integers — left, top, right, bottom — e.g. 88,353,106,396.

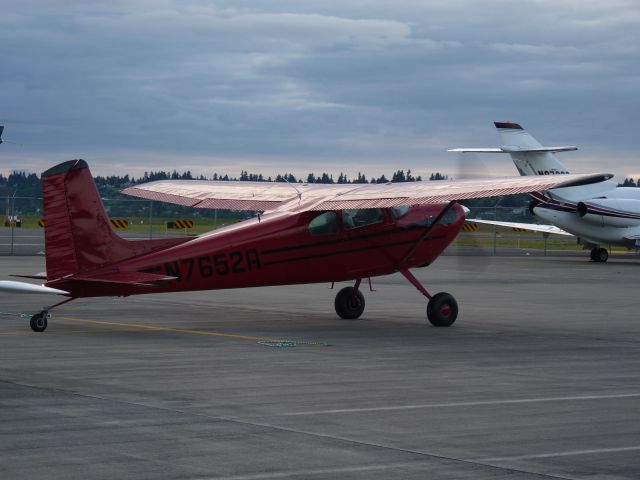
30,313,48,332
334,287,365,320
590,247,608,262
427,292,458,327
597,248,609,262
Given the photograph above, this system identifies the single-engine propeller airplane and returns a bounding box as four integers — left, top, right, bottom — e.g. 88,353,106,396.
0,159,611,332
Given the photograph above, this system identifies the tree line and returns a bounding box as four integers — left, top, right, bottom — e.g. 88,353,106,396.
0,169,447,219
0,169,449,198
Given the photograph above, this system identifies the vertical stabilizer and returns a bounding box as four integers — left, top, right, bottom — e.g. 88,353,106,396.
494,122,571,176
42,160,187,281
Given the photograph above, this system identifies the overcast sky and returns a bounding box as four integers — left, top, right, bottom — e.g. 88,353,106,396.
1,0,639,180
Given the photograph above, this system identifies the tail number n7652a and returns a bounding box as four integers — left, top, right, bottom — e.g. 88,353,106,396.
165,249,261,281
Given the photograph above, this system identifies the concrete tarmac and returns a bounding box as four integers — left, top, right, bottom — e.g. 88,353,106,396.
1,255,639,479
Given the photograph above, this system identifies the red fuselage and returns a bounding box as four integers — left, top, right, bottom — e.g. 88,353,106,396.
47,204,465,298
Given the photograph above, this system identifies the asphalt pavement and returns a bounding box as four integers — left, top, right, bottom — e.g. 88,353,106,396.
1,255,639,479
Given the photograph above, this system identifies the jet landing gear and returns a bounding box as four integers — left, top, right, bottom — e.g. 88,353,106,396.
30,311,50,332
400,269,458,327
590,247,609,263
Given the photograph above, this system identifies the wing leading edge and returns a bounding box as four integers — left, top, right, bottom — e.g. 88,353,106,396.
122,173,613,212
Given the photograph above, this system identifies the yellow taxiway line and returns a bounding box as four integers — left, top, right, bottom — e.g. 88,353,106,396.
58,316,286,343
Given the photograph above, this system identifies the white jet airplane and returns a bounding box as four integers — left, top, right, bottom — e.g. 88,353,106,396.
450,122,640,262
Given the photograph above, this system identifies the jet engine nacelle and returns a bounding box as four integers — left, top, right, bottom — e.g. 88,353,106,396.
576,198,640,227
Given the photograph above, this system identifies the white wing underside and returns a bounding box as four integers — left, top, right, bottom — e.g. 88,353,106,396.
448,146,578,153
121,173,611,213
467,219,572,236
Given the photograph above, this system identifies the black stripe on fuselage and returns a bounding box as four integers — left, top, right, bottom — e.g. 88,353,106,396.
536,201,640,220
535,202,576,214
261,224,428,256
262,235,447,267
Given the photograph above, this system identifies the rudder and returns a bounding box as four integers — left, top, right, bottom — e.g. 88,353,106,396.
42,160,188,281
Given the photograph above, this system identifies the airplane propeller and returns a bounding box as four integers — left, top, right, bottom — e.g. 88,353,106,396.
450,150,495,274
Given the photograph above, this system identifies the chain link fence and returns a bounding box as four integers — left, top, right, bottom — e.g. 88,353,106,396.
0,196,609,257
451,205,583,257
0,195,247,255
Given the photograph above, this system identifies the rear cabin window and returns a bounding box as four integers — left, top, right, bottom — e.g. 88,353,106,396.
308,212,339,235
342,208,385,230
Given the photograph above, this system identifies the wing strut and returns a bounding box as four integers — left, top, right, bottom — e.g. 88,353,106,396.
399,201,457,266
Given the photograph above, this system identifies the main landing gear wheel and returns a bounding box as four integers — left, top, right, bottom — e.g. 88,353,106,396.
30,311,50,332
426,292,458,327
334,287,365,320
590,247,609,263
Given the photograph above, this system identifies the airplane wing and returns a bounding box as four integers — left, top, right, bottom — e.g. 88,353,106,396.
122,173,612,212
466,219,572,236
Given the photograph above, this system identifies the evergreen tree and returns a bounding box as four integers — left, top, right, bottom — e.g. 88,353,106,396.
353,172,368,184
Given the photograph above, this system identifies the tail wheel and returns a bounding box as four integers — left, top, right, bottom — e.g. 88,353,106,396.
30,311,49,332
427,292,458,327
334,287,365,319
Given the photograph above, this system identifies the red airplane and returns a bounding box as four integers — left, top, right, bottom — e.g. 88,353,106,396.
1,159,610,332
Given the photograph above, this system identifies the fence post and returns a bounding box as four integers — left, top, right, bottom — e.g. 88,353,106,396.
10,190,16,256
543,232,549,256
148,200,153,239
493,204,497,256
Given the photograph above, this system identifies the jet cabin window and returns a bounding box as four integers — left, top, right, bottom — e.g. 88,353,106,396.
308,212,339,235
342,208,385,230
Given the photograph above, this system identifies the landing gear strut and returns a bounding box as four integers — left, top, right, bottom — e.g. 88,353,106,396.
590,247,609,263
30,310,50,332
400,268,458,327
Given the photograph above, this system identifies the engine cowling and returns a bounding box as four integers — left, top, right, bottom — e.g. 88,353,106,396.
576,198,640,227
529,199,541,216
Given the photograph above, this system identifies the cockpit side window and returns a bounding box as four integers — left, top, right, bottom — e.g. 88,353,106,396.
391,205,410,219
308,211,339,235
342,208,385,230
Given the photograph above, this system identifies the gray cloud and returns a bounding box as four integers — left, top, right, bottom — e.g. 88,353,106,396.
1,0,639,179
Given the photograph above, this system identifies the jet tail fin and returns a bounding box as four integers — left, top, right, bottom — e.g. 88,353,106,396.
449,122,576,176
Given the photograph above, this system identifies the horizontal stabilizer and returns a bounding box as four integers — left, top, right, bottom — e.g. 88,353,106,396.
70,271,178,287
0,280,68,295
448,146,577,153
11,272,48,280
